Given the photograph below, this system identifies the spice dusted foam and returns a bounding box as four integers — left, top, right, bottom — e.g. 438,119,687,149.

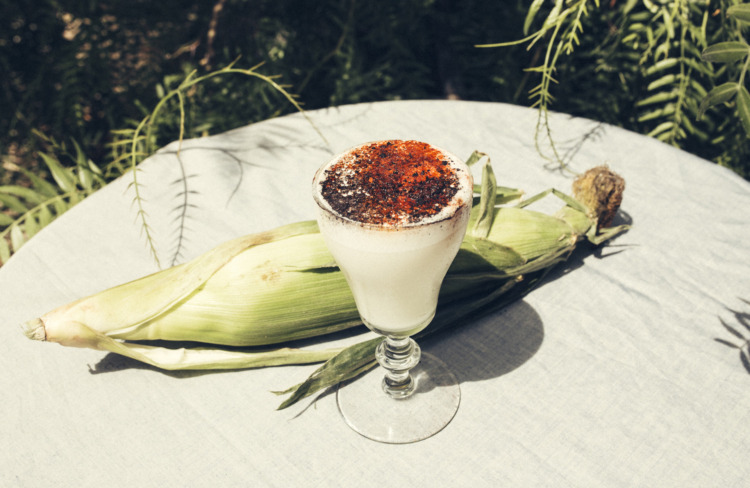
313,140,473,337
318,140,466,226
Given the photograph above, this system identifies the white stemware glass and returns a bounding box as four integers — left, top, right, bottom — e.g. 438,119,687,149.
312,140,473,444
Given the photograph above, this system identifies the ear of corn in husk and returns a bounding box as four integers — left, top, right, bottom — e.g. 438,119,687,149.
22,220,362,370
22,152,628,387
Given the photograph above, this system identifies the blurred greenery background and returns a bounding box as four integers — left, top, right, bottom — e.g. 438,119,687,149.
1,0,749,262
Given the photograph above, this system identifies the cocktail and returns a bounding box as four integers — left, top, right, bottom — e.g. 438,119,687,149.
312,140,473,443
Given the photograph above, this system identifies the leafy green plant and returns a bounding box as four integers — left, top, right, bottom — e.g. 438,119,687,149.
2,1,533,266
478,0,596,170
699,4,750,135
0,132,106,264
478,0,749,177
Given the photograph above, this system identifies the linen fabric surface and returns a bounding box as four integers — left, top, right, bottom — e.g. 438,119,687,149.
2,100,749,487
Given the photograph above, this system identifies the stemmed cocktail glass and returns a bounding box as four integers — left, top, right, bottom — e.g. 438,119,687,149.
312,140,473,443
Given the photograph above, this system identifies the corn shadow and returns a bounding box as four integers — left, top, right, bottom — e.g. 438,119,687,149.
415,299,544,390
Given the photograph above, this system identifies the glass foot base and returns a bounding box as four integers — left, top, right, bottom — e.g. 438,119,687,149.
336,352,460,444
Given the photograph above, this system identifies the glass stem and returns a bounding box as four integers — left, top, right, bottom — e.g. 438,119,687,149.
375,336,421,399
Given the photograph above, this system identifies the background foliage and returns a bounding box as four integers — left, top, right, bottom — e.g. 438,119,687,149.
1,0,748,263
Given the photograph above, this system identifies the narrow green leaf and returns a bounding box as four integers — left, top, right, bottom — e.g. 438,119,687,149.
642,0,659,14
622,0,640,15
516,188,552,209
73,140,95,192
550,188,588,214
645,26,654,47
0,185,45,205
654,42,670,62
737,86,750,137
276,338,380,410
68,191,82,205
19,168,62,198
647,74,677,91
645,58,679,76
9,224,25,252
39,152,76,193
681,115,709,141
0,194,28,214
689,79,708,99
698,82,739,118
662,8,675,39
472,159,497,238
542,0,564,29
24,214,40,239
464,150,487,168
495,186,525,205
638,104,676,122
727,4,750,24
37,205,54,227
0,237,10,264
648,121,675,138
465,152,522,205
78,166,92,192
701,42,750,63
524,0,546,35
71,140,85,167
0,213,15,226
636,90,678,106
52,197,69,216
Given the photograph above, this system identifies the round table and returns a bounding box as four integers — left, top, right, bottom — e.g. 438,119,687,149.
2,100,749,487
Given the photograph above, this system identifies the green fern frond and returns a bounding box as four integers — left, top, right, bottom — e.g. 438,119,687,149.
614,1,719,147
111,60,328,268
478,0,600,173
478,0,748,176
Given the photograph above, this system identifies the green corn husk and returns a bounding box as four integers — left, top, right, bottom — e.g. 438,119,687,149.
22,152,628,403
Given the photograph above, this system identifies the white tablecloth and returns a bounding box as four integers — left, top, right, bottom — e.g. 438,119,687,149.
2,100,749,487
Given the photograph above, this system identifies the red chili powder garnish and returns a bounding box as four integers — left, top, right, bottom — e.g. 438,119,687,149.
319,140,461,225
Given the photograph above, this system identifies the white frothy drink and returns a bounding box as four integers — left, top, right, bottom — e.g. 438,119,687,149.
312,140,473,337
